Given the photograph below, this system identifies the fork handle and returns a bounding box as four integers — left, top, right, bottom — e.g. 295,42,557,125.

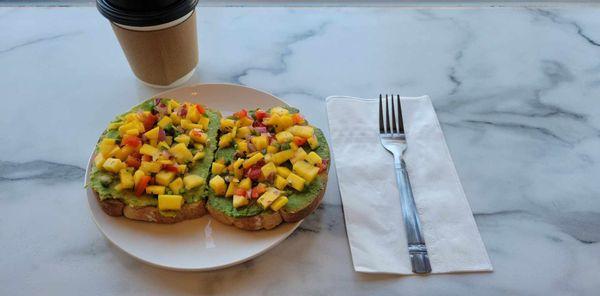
393,154,432,274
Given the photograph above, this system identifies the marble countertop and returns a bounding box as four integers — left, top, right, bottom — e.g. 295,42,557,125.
2,5,600,296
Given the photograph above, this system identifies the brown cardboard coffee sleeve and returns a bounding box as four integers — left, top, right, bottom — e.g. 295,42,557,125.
112,12,199,86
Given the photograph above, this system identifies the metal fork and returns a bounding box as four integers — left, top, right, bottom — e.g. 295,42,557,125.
379,94,432,274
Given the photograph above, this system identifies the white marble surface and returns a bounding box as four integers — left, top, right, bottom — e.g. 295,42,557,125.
1,5,600,296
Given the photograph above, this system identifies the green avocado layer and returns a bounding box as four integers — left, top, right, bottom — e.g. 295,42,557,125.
207,123,330,218
88,98,220,207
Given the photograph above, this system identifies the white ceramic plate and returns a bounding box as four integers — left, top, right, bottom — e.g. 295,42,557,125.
85,83,301,271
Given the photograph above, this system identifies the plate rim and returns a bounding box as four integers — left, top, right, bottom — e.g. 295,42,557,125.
85,83,302,271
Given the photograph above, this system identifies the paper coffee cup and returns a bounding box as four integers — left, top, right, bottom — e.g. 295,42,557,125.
97,0,199,88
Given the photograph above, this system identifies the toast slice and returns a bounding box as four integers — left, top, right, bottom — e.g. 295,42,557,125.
88,98,220,224
206,107,330,230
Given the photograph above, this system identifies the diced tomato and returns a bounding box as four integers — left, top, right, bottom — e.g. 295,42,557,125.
292,113,304,124
163,164,179,173
293,136,307,146
250,185,267,199
125,155,141,169
142,114,158,131
255,110,267,121
318,159,329,173
234,109,248,119
134,176,151,196
142,155,152,162
122,134,142,148
195,104,205,114
234,188,247,196
247,167,262,181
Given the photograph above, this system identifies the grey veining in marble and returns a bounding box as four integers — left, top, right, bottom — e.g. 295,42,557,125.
1,5,600,296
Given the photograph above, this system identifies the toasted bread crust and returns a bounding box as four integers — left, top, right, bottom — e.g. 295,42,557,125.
206,170,329,230
96,194,206,224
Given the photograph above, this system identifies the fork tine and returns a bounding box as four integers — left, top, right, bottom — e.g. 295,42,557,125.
391,94,397,134
396,94,404,133
379,94,384,133
385,95,391,134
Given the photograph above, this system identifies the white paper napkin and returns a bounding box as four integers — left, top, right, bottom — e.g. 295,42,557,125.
326,95,492,275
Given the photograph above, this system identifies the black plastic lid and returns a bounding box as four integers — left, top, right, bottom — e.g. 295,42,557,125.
97,0,199,27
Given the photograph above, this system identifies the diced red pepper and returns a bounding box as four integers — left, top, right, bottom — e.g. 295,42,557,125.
142,114,158,131
122,134,142,148
234,109,248,119
163,164,179,173
125,155,141,169
292,113,304,124
178,104,188,117
250,185,267,199
293,136,307,146
255,109,267,121
234,188,247,196
195,104,205,114
134,176,151,196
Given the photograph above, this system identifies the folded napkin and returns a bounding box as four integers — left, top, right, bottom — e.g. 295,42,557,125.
326,95,492,275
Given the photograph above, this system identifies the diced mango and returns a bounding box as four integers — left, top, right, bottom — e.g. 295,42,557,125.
237,116,253,127
170,113,181,125
236,140,248,153
305,151,322,165
169,143,193,163
209,175,226,196
125,129,140,136
174,134,191,145
274,175,288,190
114,145,135,161
198,116,210,129
287,125,314,138
237,126,251,139
156,159,173,165
168,177,184,194
275,131,294,144
219,133,233,148
119,169,134,189
251,135,268,151
139,161,161,173
257,188,281,209
183,174,205,190
277,115,294,131
307,135,319,149
102,158,125,173
155,170,176,186
140,144,159,156
261,162,277,177
293,160,319,183
186,105,201,123
290,142,299,151
99,138,117,158
272,149,294,165
107,121,122,130
276,166,292,178
118,121,142,135
232,158,244,170
243,152,264,169
220,118,236,131
287,172,306,191
94,153,106,168
267,145,279,154
182,119,203,130
165,136,173,145
270,196,289,211
144,126,160,140
146,185,166,195
238,177,252,190
290,147,307,164
177,164,187,174
225,181,237,197
189,129,208,143
211,162,226,175
232,195,249,208
133,170,145,186
157,116,172,129
270,106,289,116
193,151,205,161
158,194,183,211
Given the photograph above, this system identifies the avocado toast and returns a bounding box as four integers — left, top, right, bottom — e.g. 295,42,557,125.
89,98,220,223
206,106,330,230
